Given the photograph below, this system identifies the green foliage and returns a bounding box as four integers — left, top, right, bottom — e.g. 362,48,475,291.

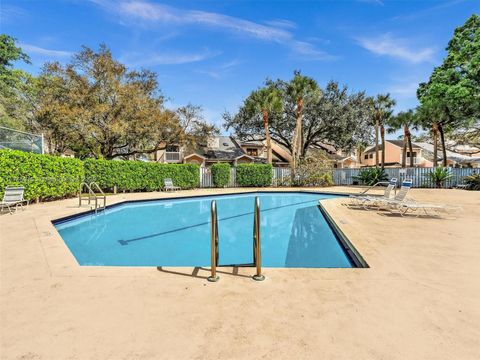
353,168,388,186
83,158,199,191
236,164,273,187
425,167,453,188
0,35,36,130
293,158,334,186
417,15,480,152
463,173,480,190
211,163,231,188
0,149,83,201
224,75,373,160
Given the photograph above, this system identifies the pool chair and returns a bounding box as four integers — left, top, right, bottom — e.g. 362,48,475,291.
0,186,28,214
163,178,181,191
362,179,413,210
349,178,397,207
389,200,462,218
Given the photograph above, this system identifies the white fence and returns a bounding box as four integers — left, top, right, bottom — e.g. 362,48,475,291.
200,166,476,189
331,167,476,188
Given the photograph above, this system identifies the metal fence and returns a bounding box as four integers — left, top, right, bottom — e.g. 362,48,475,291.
0,126,44,154
200,166,476,189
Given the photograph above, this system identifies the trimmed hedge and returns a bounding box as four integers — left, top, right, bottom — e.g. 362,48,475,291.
236,164,273,187
211,163,231,188
0,149,84,201
83,158,200,191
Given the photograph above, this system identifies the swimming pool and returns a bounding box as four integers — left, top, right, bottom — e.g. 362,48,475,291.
53,192,365,268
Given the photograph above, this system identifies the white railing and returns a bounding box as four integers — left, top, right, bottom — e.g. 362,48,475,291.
400,156,421,165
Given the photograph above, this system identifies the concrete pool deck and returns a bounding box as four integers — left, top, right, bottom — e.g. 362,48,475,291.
1,187,479,359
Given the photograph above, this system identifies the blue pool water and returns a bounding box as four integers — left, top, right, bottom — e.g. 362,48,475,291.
54,192,356,268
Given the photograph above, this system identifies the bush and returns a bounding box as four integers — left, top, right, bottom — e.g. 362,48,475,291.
424,167,453,188
211,163,231,188
294,159,334,187
353,167,388,186
236,164,272,187
84,158,199,191
463,173,480,190
0,149,84,201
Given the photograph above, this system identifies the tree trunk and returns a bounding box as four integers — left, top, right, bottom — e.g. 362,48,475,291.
263,109,272,164
432,122,438,167
401,131,407,168
405,126,414,167
380,124,385,169
291,97,303,175
375,116,379,167
438,123,448,167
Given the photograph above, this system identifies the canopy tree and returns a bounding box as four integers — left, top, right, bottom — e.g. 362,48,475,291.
417,14,480,166
244,86,283,164
0,35,36,130
224,76,373,167
35,45,214,158
387,109,419,167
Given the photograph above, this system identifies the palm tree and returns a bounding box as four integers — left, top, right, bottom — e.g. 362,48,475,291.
417,102,442,167
286,71,319,173
371,94,396,169
245,86,283,164
387,110,418,167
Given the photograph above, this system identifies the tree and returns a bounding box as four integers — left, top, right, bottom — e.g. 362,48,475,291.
286,71,319,173
371,94,396,169
224,78,373,166
35,45,183,158
387,109,418,167
175,103,219,153
244,86,283,164
417,14,480,166
0,34,36,130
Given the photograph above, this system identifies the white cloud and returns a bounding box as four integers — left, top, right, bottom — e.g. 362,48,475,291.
263,19,297,29
19,43,72,58
356,33,435,63
90,0,334,60
121,49,221,66
387,81,419,99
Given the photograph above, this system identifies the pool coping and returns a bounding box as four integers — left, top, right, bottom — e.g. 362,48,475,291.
50,190,368,269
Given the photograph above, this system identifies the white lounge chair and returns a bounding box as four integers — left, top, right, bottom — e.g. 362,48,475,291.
389,200,462,217
349,178,398,207
363,179,413,210
0,186,28,214
163,178,180,191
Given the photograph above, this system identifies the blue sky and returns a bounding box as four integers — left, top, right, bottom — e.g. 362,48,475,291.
1,0,478,133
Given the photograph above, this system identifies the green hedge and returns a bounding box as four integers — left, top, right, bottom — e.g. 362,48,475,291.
0,149,84,201
83,159,199,191
211,163,231,188
236,164,273,187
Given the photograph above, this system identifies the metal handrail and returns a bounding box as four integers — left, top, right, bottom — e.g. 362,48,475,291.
252,196,265,281
208,200,220,282
78,182,106,213
90,182,106,211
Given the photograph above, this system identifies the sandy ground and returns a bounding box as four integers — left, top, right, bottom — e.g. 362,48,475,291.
1,187,480,360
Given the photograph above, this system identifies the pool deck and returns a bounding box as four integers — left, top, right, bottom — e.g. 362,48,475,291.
1,187,479,359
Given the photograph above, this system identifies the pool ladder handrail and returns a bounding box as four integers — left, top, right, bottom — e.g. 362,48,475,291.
208,197,265,282
78,182,106,213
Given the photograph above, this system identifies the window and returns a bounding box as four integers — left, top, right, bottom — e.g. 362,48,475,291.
246,148,258,156
364,154,368,160
166,145,179,152
406,152,417,158
369,154,373,159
